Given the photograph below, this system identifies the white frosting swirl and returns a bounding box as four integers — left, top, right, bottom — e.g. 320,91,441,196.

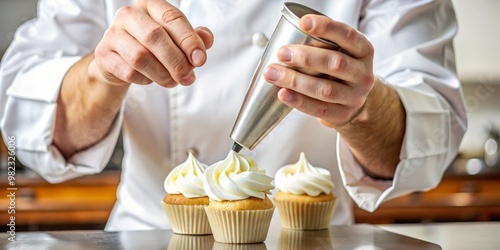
203,150,274,201
275,152,334,196
164,152,208,198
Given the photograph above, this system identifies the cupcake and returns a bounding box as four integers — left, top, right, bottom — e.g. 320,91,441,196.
274,152,336,230
203,150,275,244
161,152,212,235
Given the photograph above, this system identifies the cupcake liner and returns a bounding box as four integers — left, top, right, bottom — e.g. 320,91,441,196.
161,201,212,235
204,206,274,244
278,228,333,250
167,234,214,250
274,199,335,230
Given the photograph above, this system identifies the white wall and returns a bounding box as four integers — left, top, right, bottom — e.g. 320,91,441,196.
459,84,500,158
451,0,500,157
452,0,500,83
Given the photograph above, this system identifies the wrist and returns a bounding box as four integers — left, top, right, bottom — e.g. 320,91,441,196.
335,77,405,178
86,56,130,112
334,77,384,133
55,53,130,157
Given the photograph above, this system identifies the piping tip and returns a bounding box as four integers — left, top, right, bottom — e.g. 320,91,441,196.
232,142,243,153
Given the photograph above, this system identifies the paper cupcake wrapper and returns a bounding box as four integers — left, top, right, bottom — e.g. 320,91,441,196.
167,234,214,250
274,199,335,230
278,229,333,250
161,201,212,235
204,206,274,244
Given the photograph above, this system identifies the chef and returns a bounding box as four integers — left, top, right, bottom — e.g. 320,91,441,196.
0,0,466,230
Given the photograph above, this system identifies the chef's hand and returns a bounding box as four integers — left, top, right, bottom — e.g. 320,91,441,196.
89,0,214,88
263,15,375,128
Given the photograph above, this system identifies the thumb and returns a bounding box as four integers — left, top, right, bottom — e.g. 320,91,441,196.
195,26,214,50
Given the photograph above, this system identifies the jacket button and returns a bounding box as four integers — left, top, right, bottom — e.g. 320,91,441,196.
252,32,269,48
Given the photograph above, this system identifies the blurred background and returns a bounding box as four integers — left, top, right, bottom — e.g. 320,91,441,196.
0,0,499,231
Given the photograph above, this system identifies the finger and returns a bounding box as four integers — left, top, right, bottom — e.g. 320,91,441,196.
146,0,207,67
94,48,152,85
299,15,374,58
263,64,357,105
195,26,214,50
276,44,371,86
106,27,177,87
277,88,352,125
116,6,195,85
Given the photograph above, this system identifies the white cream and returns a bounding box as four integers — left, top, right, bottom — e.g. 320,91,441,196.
203,150,274,201
164,152,208,198
275,152,334,196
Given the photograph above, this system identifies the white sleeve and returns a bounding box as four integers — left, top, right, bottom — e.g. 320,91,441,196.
337,0,467,212
0,0,121,183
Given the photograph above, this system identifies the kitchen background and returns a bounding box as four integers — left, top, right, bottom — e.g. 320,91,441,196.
0,0,499,231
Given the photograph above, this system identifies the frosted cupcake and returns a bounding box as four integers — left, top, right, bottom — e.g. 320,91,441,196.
161,152,211,235
203,150,275,244
274,152,336,230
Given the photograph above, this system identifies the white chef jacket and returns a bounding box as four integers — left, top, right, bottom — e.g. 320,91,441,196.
0,0,466,231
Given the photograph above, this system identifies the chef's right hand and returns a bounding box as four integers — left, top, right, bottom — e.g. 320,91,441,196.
90,0,214,88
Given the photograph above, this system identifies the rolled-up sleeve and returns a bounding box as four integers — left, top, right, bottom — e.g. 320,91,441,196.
0,0,122,183
337,0,467,212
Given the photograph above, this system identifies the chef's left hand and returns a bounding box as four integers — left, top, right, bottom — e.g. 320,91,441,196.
263,15,375,128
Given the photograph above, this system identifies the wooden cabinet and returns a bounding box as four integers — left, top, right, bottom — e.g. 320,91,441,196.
0,171,119,231
354,174,500,224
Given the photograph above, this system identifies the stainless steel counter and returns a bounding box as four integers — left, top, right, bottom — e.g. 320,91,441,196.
380,222,500,250
1,224,440,250
3,222,499,249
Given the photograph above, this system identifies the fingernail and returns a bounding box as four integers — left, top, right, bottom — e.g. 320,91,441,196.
281,89,295,102
191,49,205,66
302,16,313,31
278,47,292,62
264,66,280,82
181,72,195,85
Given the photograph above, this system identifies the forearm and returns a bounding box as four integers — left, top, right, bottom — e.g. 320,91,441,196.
336,78,406,179
54,53,129,158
